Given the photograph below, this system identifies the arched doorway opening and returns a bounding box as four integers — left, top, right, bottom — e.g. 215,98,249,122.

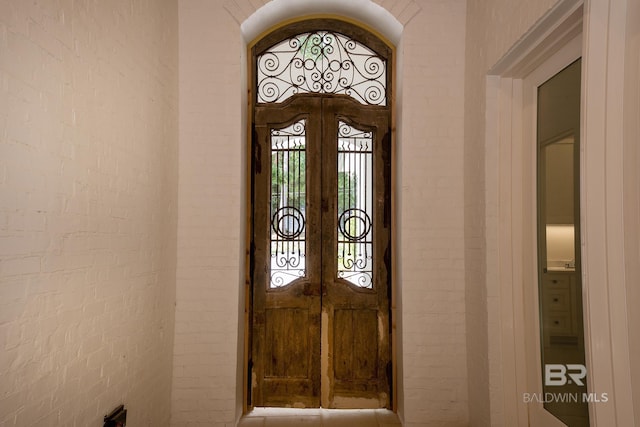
248,19,394,409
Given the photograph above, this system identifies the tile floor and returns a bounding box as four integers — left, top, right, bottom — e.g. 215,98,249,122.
237,408,402,427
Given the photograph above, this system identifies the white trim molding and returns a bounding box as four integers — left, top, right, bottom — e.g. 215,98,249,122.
239,0,406,44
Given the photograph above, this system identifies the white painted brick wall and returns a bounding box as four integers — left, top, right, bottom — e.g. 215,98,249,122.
0,0,179,425
398,0,468,425
172,1,243,426
464,0,562,426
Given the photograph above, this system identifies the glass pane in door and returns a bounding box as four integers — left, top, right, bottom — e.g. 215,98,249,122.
537,59,589,426
336,121,374,289
270,119,307,288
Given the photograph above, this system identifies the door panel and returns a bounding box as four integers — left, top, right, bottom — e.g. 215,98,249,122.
251,95,390,408
321,97,391,408
333,309,379,381
265,308,310,378
252,97,322,407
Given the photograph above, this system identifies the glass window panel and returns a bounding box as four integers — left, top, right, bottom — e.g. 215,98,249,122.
537,59,588,426
270,120,306,288
337,121,373,289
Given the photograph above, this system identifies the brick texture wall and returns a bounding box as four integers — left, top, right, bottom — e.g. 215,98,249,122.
172,2,243,426
0,0,179,425
464,0,562,426
398,1,468,425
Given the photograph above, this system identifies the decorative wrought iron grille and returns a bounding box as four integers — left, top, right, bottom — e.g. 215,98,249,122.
337,121,373,288
257,31,387,105
270,120,307,288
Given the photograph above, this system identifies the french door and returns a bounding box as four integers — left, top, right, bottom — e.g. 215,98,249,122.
250,94,391,408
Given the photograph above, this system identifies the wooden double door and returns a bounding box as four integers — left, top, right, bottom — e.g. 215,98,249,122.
250,94,391,408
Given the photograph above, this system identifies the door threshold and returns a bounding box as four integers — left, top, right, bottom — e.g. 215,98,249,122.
239,407,401,426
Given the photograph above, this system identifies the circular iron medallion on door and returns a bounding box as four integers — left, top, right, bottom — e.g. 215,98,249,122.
271,206,306,239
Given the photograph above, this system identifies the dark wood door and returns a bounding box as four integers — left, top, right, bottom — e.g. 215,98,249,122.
251,95,391,408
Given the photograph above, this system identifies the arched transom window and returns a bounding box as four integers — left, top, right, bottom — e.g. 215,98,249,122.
253,19,391,106
256,30,387,105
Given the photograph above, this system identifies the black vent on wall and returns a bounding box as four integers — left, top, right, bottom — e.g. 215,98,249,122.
103,404,127,427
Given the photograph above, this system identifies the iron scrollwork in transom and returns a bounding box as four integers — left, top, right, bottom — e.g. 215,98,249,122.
257,30,387,106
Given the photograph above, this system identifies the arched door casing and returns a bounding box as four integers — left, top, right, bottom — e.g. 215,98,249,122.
249,20,392,409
